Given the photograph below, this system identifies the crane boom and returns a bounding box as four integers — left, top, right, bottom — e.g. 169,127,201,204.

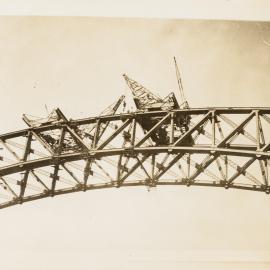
174,57,189,109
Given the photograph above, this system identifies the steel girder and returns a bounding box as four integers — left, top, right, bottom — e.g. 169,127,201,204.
0,107,270,209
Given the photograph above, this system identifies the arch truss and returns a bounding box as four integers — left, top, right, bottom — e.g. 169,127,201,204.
0,106,270,209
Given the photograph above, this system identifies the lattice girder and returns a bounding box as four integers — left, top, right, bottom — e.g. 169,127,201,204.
0,107,270,209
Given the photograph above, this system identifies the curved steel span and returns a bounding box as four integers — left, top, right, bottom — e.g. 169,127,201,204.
0,72,270,209
0,106,270,209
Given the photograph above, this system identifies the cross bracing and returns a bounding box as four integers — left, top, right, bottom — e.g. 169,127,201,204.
0,105,270,209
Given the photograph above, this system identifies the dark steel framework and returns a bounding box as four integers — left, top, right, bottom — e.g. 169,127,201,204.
1,104,270,209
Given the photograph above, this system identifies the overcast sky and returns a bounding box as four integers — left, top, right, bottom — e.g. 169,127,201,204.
0,16,270,270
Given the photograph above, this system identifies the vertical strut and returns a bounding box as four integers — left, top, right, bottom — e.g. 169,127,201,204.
51,164,60,196
170,113,174,144
259,160,268,186
225,155,228,181
256,110,260,149
131,118,136,146
83,159,92,189
151,154,155,182
211,110,216,147
116,154,123,184
187,154,190,179
19,132,33,201
258,114,265,145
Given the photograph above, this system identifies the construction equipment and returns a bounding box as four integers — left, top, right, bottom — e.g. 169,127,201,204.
123,58,191,146
22,95,126,153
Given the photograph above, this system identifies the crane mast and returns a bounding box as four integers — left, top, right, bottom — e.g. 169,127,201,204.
123,59,192,146
174,57,189,109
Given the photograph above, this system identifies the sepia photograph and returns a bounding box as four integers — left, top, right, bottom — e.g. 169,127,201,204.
0,1,270,269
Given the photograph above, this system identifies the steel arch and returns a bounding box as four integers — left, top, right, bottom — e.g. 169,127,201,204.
1,107,270,209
